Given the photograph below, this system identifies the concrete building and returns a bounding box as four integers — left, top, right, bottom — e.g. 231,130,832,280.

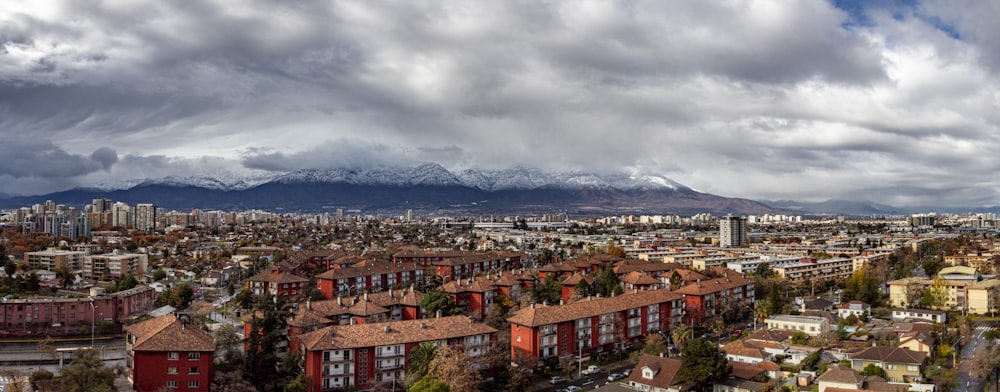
720,215,748,248
24,248,86,273
125,314,215,392
764,315,830,337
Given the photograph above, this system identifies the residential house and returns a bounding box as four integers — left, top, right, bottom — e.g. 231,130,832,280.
314,260,425,299
626,354,685,392
764,315,830,337
837,301,871,320
848,347,927,383
890,309,946,324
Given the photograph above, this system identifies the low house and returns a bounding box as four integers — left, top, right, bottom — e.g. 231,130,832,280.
764,315,830,337
891,309,946,324
816,365,864,392
627,354,686,392
848,347,927,383
837,301,871,320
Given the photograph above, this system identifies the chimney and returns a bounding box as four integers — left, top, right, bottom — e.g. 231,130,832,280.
420,322,427,329
364,292,369,301
560,299,565,305
384,325,391,333
337,296,342,306
530,303,535,309
306,299,311,310
436,310,442,318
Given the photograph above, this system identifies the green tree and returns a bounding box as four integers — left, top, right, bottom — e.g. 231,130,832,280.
177,284,195,307
58,348,117,392
672,324,692,353
593,266,623,297
791,332,809,345
244,295,294,391
152,268,167,281
406,341,439,386
800,350,822,370
420,290,461,316
532,275,562,305
427,346,480,392
631,333,669,362
676,338,732,391
410,376,450,392
863,363,886,378
573,279,593,299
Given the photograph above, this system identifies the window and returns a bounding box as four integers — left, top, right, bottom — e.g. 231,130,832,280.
168,352,179,360
188,380,199,389
166,380,178,389
167,367,178,375
189,367,200,374
188,352,201,360
908,365,919,372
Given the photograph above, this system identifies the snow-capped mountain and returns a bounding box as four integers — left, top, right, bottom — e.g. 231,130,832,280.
0,163,772,215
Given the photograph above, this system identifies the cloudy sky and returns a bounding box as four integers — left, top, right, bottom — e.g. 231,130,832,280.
1,0,999,207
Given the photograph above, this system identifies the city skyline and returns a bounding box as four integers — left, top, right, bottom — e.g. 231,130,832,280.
2,1,999,207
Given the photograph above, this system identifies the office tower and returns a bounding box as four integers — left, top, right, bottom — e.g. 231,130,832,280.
719,215,747,247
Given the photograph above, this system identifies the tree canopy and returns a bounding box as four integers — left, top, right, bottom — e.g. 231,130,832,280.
676,338,731,392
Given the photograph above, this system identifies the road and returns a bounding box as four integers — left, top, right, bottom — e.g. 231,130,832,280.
531,363,633,392
956,326,990,392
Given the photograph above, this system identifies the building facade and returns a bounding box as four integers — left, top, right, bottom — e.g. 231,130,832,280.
124,314,215,392
720,216,748,248
298,315,497,391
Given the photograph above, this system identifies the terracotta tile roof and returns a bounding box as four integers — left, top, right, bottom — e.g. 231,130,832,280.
124,314,214,352
626,354,682,389
366,287,424,308
817,365,865,385
722,340,767,360
560,273,595,286
314,260,423,280
673,269,710,283
507,289,683,327
621,271,661,286
729,361,766,380
299,315,497,351
744,329,793,343
673,274,754,296
430,252,521,266
850,347,926,365
539,262,577,273
249,269,309,284
613,260,684,275
441,277,496,294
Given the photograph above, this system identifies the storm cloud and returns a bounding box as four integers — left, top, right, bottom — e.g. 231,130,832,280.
1,0,999,208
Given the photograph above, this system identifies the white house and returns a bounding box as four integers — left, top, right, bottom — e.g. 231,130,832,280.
837,301,871,320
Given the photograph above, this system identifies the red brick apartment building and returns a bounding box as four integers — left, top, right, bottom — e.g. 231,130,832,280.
507,289,684,364
673,274,755,325
314,260,425,299
392,250,522,281
298,315,497,391
0,285,155,336
248,267,309,302
124,314,214,392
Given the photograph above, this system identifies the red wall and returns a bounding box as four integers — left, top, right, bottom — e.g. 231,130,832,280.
132,350,213,392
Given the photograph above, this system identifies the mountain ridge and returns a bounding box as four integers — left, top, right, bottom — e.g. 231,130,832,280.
0,165,769,215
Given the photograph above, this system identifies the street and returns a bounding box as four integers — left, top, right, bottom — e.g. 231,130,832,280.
956,326,990,392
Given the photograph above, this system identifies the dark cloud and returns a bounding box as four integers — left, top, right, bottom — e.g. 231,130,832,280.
0,1,997,206
0,138,117,178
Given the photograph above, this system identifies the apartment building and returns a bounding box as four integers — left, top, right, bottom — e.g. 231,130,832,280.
314,260,425,299
888,266,1000,314
771,257,854,284
125,314,215,392
24,248,86,273
673,273,755,326
507,289,684,364
82,250,148,281
391,250,522,280
720,215,748,247
0,285,155,334
298,316,497,391
247,267,309,302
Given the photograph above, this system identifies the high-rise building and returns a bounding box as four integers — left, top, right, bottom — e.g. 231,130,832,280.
719,215,748,247
134,203,157,232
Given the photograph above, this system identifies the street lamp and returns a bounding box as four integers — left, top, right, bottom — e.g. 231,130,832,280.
89,298,95,347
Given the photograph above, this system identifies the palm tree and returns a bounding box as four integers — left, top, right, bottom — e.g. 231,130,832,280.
672,324,691,353
405,341,439,386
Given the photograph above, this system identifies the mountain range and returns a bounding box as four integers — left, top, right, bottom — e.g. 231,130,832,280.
0,164,778,216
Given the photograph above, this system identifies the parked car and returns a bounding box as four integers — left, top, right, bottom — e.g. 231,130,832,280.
623,368,632,376
550,376,566,384
608,373,625,381
582,365,600,375
565,386,582,392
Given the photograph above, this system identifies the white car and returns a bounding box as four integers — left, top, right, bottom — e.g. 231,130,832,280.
582,365,600,375
608,373,625,381
565,386,582,392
